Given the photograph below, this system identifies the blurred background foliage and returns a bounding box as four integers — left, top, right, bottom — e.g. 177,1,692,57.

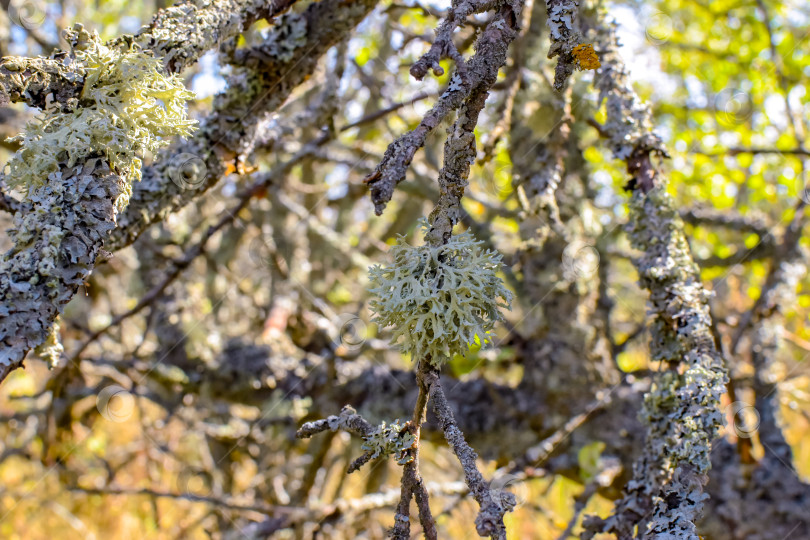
0,0,808,538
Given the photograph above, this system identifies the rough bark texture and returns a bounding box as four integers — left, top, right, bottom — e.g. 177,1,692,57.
426,369,515,539
0,159,124,380
0,56,84,110
544,0,581,91
365,0,522,216
110,0,299,74
0,0,297,111
426,0,521,244
582,17,727,540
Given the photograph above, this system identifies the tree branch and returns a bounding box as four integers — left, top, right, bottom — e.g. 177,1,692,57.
426,368,514,539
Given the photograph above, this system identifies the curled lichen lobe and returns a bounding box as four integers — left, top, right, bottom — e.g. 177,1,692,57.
368,222,512,368
5,27,196,210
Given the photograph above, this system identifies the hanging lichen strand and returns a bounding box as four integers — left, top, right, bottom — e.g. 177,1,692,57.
583,16,727,540
5,25,196,211
368,221,512,368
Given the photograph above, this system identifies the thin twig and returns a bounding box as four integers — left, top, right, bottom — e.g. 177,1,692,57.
426,369,514,539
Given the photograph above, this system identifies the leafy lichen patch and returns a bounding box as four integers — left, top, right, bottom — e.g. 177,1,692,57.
5,25,196,211
361,420,416,465
368,221,512,368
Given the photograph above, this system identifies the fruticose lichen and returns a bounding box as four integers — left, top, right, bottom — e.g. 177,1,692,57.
361,420,416,465
5,25,196,210
368,221,512,368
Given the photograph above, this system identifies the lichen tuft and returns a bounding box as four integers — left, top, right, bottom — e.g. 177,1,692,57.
368,220,512,368
361,420,416,465
5,26,196,210
34,318,64,369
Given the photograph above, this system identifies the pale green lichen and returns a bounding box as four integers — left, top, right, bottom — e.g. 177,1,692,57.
5,27,196,210
361,420,416,465
368,221,512,368
34,318,64,369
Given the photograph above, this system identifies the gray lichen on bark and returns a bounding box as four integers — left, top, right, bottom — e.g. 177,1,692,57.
0,56,85,110
612,187,727,539
366,0,522,218
545,0,581,91
591,19,666,164
0,159,124,380
112,0,299,73
426,0,522,243
0,0,309,382
581,15,727,540
0,0,297,113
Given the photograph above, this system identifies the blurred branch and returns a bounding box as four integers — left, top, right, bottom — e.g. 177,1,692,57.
692,146,810,157
340,91,432,132
680,206,771,236
70,485,302,515
66,141,322,365
297,404,375,439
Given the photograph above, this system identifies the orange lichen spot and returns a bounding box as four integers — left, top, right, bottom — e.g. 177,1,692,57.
572,43,600,70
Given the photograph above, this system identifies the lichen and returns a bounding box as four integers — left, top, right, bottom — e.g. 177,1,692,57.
259,12,307,62
361,420,416,465
5,25,196,211
572,43,600,70
368,220,512,368
33,318,64,369
593,21,665,161
605,186,727,538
